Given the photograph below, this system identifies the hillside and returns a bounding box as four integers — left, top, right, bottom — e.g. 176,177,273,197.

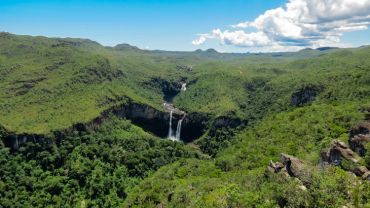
0,33,370,207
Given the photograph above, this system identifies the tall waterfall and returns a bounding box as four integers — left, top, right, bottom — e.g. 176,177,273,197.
175,118,183,140
168,111,173,139
167,111,184,141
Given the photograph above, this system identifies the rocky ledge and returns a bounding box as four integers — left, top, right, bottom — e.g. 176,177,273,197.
267,153,309,190
1,100,211,150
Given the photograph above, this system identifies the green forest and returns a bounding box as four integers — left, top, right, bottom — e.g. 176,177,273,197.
1,32,370,207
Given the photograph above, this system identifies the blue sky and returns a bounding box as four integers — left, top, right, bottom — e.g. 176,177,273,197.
1,0,369,52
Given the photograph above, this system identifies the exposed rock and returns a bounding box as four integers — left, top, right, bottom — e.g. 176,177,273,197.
267,154,309,189
2,100,210,150
2,133,51,151
362,172,370,181
322,140,360,165
353,166,369,177
267,160,285,173
322,139,370,181
280,153,305,178
163,103,186,116
349,122,370,156
181,112,211,142
109,102,183,138
291,85,322,107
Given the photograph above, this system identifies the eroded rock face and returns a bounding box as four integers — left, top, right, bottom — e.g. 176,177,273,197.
320,139,370,181
291,85,322,107
349,122,370,156
267,160,285,173
362,172,370,180
321,140,360,165
353,166,369,177
267,153,309,189
181,112,210,142
2,133,51,150
280,153,305,178
2,100,210,150
110,102,171,137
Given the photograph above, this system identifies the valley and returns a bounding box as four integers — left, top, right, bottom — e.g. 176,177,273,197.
0,32,370,207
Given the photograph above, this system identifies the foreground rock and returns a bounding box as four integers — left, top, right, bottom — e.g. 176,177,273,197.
321,140,361,165
267,153,309,189
321,139,370,181
280,153,306,178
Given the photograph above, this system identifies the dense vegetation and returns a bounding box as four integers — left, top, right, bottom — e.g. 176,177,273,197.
0,33,370,207
125,101,370,207
0,116,202,207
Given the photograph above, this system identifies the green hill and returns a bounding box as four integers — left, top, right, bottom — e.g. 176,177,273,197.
0,33,370,207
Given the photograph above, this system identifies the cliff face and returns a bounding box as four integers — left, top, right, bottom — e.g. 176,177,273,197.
1,101,210,150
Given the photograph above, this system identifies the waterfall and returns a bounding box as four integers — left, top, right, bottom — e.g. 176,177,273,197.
181,83,187,91
167,111,184,141
175,118,183,140
168,111,173,139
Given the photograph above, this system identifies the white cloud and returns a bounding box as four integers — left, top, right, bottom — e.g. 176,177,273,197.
191,34,208,45
193,0,370,51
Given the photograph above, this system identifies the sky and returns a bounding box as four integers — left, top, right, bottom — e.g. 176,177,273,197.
0,0,370,52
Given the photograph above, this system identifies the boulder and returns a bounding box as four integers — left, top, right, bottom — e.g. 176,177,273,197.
267,160,285,173
362,172,370,181
267,154,309,190
322,140,370,181
280,153,305,177
349,122,370,156
353,166,369,177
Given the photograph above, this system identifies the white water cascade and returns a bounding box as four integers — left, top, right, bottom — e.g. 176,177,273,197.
181,83,187,91
168,111,173,139
175,118,184,140
167,111,184,141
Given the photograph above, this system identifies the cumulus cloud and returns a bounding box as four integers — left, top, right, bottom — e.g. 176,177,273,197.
193,0,370,51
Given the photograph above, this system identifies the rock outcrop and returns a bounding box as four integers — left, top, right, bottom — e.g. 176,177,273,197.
321,139,370,181
267,160,285,173
321,140,360,165
267,153,309,188
280,154,306,178
1,100,210,150
181,112,210,143
353,166,369,177
1,131,51,151
349,122,370,156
